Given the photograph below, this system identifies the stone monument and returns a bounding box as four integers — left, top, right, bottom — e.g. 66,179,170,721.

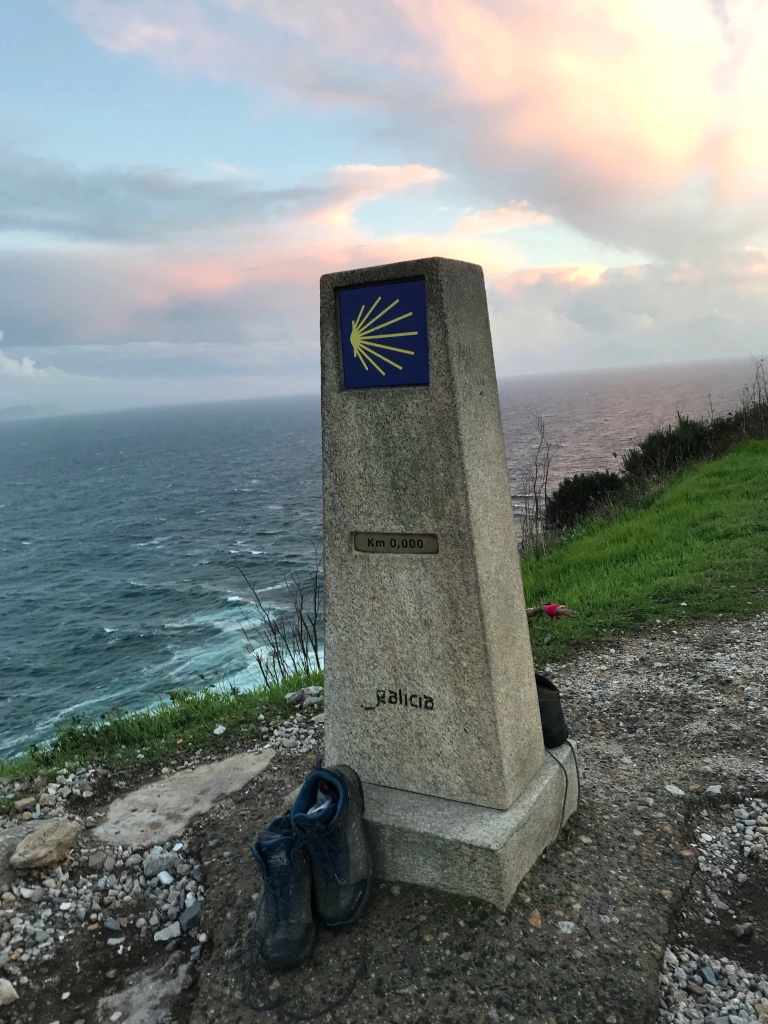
319,256,578,907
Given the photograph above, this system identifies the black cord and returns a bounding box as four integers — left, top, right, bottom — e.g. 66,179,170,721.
544,739,580,852
243,920,369,1021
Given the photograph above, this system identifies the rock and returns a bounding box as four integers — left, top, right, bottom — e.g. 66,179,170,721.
178,902,202,933
13,797,36,813
157,870,175,886
285,685,323,708
212,725,226,736
38,793,57,808
705,785,722,796
124,853,142,868
190,945,202,962
153,921,181,943
528,909,542,928
557,920,575,934
107,937,125,947
103,856,115,873
664,785,686,797
700,965,718,986
10,820,82,869
104,917,121,932
0,822,39,889
88,851,106,870
0,979,19,1005
142,848,178,879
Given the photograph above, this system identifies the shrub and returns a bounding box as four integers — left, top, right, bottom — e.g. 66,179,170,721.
545,470,627,529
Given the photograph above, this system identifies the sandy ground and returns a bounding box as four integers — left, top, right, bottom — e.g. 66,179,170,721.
1,612,766,1024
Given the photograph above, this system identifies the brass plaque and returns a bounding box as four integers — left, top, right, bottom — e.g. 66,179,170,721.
354,532,438,554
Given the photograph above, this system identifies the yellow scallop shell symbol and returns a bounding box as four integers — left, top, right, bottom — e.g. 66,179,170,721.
349,297,417,376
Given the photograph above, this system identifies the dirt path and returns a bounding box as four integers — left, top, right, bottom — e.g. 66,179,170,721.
1,613,766,1024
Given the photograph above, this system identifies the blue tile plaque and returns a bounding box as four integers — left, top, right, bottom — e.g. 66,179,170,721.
338,279,429,389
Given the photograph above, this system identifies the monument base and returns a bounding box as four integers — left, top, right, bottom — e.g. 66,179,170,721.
362,742,579,909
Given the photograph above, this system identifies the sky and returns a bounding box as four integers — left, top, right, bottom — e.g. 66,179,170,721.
1,0,767,413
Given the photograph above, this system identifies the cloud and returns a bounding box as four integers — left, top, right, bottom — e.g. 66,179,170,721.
455,202,552,234
488,252,768,376
0,147,443,243
59,0,768,259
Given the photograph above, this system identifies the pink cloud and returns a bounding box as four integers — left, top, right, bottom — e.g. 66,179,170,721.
455,202,551,234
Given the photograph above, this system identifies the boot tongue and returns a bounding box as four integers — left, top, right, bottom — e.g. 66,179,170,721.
295,779,339,829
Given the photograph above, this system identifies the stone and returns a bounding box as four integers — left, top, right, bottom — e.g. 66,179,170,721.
319,257,579,904
212,725,226,736
93,750,275,847
13,797,36,813
104,917,121,931
321,257,543,809
153,921,181,943
142,849,177,879
0,822,39,889
156,870,175,886
178,902,202,932
97,961,194,1023
705,785,723,796
9,820,82,870
664,785,686,797
88,851,106,870
0,979,19,1005
38,793,56,808
700,966,718,986
362,740,579,907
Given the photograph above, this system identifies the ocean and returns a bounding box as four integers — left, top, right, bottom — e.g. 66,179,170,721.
0,358,753,757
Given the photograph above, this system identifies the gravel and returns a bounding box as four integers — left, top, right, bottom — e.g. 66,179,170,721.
0,834,207,985
659,947,768,1023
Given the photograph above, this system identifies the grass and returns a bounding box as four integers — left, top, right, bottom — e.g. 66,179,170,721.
0,670,322,783
524,440,768,662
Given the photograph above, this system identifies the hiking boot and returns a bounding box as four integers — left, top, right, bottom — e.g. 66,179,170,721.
251,814,315,969
535,672,570,748
290,764,373,928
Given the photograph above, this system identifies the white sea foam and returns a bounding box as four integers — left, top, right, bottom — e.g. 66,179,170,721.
103,627,117,633
250,550,264,555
